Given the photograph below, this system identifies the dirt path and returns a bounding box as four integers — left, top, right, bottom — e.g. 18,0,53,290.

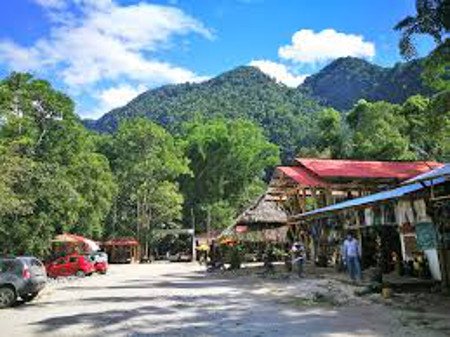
0,263,446,337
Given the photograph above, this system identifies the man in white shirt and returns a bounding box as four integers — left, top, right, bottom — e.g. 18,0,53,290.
343,233,362,281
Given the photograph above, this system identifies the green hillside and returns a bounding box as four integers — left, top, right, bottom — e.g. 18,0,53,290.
301,57,433,110
86,66,323,160
85,58,434,160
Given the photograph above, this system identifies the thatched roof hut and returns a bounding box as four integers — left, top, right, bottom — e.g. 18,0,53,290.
236,195,288,226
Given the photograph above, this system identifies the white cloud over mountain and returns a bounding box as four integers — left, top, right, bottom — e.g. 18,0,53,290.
251,29,375,88
249,60,307,87
279,29,375,63
95,83,147,115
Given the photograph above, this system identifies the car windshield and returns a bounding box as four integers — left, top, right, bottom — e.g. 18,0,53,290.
26,258,44,268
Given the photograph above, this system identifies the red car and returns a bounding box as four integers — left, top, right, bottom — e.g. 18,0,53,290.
89,252,109,274
46,254,95,278
93,260,108,274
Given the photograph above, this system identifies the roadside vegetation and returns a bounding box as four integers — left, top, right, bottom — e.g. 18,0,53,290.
0,0,449,257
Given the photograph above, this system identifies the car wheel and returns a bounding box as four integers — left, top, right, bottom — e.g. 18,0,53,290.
22,292,39,303
75,270,85,277
0,287,16,308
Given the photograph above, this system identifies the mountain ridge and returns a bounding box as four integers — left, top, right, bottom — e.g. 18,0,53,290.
300,56,433,110
83,57,434,160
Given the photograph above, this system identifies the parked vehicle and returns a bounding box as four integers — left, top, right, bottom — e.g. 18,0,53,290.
89,252,109,274
168,252,192,262
0,256,47,308
46,254,95,278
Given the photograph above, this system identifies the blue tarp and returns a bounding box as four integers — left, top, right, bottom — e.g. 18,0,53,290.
403,164,450,184
298,177,446,219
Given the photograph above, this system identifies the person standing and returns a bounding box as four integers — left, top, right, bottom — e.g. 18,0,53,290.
343,233,362,282
291,242,305,278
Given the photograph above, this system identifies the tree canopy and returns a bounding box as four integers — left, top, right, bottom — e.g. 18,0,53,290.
98,118,190,253
395,0,450,90
0,73,116,256
181,118,280,231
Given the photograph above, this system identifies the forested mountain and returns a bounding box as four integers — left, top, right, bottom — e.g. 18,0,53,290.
301,57,433,110
85,58,434,159
86,66,323,160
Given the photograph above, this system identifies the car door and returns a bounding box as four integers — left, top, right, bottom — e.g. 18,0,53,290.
68,256,79,275
53,257,67,277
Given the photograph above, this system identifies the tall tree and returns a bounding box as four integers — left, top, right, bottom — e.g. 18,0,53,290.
181,118,280,231
0,73,116,255
346,100,415,160
314,108,349,158
395,0,450,90
102,118,189,253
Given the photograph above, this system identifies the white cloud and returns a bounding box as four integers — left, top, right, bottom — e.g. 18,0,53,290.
0,0,213,118
249,60,307,87
279,29,375,64
93,83,147,117
1,1,211,88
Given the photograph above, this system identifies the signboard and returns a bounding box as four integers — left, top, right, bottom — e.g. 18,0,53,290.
415,222,438,250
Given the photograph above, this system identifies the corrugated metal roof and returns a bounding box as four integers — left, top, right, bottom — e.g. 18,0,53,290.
297,177,446,219
403,164,450,184
296,158,442,180
277,166,328,187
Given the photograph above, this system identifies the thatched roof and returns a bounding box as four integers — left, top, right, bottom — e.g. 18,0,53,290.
236,195,287,225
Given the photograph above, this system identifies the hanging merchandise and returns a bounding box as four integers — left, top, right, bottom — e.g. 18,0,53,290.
413,199,432,223
373,206,382,226
364,207,374,226
384,202,396,224
416,222,438,250
396,200,416,225
395,201,405,225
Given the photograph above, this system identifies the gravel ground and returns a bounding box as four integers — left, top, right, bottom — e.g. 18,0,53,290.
0,263,447,337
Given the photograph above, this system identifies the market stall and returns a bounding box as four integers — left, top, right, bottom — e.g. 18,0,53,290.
103,238,140,264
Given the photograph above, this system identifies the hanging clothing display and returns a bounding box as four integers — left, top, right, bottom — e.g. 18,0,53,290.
364,207,374,227
395,200,415,225
413,199,432,223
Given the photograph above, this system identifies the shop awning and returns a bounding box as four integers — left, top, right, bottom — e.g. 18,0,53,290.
403,164,450,184
295,177,446,219
52,233,100,251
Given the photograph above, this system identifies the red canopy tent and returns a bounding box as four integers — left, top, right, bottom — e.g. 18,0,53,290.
51,233,100,256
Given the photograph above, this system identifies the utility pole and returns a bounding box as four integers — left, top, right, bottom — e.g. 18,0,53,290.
191,207,196,262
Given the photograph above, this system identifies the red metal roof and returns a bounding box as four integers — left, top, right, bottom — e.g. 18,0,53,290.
103,238,139,246
295,158,442,180
277,166,328,187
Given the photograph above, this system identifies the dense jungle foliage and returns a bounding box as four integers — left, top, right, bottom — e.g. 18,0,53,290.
1,0,449,256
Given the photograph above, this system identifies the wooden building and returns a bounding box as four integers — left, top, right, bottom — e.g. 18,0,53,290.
267,158,442,265
103,238,140,264
296,164,450,288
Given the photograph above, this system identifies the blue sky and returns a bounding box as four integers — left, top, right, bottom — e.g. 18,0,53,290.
0,0,436,119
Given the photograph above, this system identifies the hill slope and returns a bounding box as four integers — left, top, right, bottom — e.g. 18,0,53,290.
86,66,323,160
301,57,433,110
85,58,434,160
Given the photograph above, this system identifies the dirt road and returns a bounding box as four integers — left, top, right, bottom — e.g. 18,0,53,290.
0,263,445,337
